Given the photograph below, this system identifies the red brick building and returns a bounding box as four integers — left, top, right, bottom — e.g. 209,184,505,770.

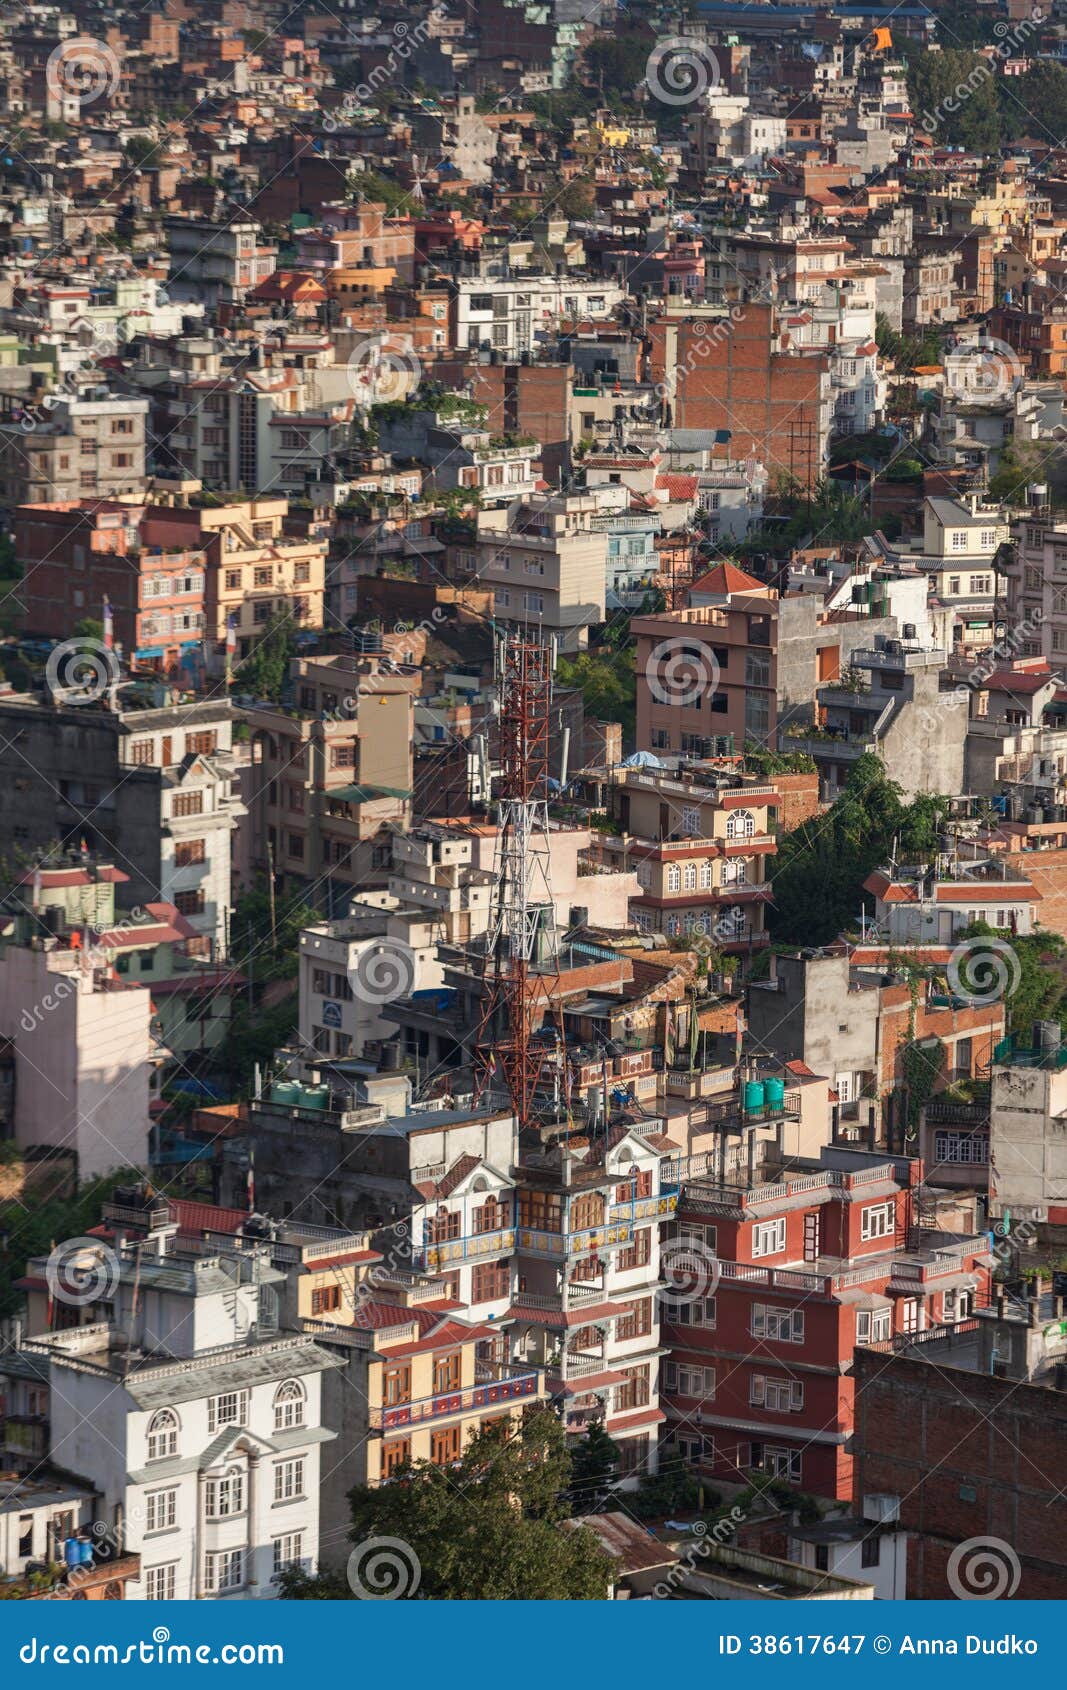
649,304,830,491
663,1153,991,1501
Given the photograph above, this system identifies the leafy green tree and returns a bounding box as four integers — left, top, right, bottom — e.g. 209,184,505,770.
281,1412,615,1600
568,1425,620,1502
769,757,949,944
236,609,294,702
0,1171,131,1321
557,646,636,739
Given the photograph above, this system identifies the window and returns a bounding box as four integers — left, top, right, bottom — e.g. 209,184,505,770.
615,1169,653,1203
856,1307,891,1344
172,791,203,818
861,1535,881,1568
174,890,205,916
666,863,681,893
204,1548,243,1592
174,839,205,866
381,1439,411,1478
663,1362,715,1398
752,1218,786,1259
615,1297,652,1341
934,1132,988,1165
205,1468,245,1519
726,809,755,839
751,1444,801,1482
431,1425,462,1466
616,1227,651,1272
145,1488,177,1533
751,1304,804,1343
272,1533,303,1579
471,1260,510,1302
207,1391,249,1434
186,731,216,756
751,1375,804,1412
473,1196,508,1234
680,805,701,835
17,1517,32,1557
311,1284,341,1315
273,1459,305,1504
614,1365,650,1412
273,1380,305,1431
146,1408,179,1461
129,739,155,766
144,1563,176,1600
669,1297,717,1328
518,1190,562,1232
433,1352,461,1393
860,1201,894,1242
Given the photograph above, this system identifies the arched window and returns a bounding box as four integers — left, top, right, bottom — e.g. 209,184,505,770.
699,860,713,889
726,809,755,840
666,864,681,892
146,1408,179,1461
273,1379,306,1432
682,863,697,891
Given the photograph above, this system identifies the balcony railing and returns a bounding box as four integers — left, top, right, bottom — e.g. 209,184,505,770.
412,1228,516,1273
370,1366,540,1432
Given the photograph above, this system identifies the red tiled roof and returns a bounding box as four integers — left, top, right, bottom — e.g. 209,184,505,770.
690,560,767,596
169,1198,248,1236
16,866,128,888
655,473,699,501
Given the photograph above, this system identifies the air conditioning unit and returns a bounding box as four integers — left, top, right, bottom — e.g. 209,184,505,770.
862,1493,900,1525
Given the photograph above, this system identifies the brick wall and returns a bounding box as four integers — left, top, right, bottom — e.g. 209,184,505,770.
852,1348,1067,1598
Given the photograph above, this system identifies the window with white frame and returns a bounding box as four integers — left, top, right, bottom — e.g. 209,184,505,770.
751,1217,786,1258
663,1362,715,1398
682,862,697,891
144,1563,176,1600
751,1444,801,1482
207,1391,249,1434
273,1379,306,1431
751,1304,805,1343
726,809,755,839
750,1374,804,1412
670,1297,717,1328
273,1458,305,1504
204,1548,243,1592
699,859,713,889
860,1200,895,1241
205,1468,245,1519
680,805,701,835
933,1132,988,1165
856,1307,891,1344
272,1532,304,1579
666,863,681,892
145,1488,177,1533
146,1408,179,1461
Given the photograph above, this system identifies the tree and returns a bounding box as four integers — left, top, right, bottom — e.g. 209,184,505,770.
769,756,949,944
236,609,294,702
557,646,636,740
568,1425,620,1504
280,1411,615,1600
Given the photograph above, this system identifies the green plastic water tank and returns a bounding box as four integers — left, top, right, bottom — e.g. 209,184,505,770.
764,1076,786,1112
301,1085,329,1111
271,1081,300,1106
743,1080,766,1114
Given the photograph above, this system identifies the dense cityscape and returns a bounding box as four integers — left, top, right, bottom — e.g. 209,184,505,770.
0,0,1062,1609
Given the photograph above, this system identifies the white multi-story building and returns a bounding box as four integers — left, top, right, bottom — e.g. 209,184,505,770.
22,1232,340,1601
164,216,277,311
453,275,625,358
476,493,608,651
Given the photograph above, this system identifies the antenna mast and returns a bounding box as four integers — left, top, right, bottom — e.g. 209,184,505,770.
473,635,556,1130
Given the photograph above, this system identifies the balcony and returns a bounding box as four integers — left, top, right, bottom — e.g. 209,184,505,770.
412,1227,516,1273
369,1365,540,1432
